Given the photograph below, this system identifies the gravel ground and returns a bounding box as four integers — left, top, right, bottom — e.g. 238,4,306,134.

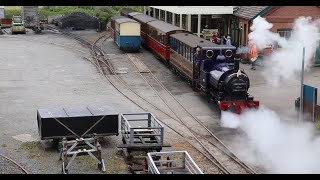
0,31,141,174
0,155,26,174
1,29,320,174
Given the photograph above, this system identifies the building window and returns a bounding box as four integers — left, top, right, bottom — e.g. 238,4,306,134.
277,28,292,39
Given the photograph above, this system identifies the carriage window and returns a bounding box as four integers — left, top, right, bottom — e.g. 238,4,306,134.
180,42,184,56
185,45,189,60
175,39,178,52
176,40,180,53
190,47,193,62
170,37,174,48
185,45,188,59
190,48,194,62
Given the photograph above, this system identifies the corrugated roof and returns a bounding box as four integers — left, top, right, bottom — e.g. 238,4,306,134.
132,14,158,23
147,20,185,33
115,17,139,24
233,6,269,20
170,33,235,49
149,6,234,15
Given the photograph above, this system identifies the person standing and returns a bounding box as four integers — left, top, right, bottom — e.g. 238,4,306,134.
250,43,258,70
226,36,232,45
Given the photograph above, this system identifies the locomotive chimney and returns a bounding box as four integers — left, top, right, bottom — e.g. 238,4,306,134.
234,53,240,72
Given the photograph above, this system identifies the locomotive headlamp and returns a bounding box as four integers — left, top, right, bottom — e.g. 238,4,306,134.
206,50,214,58
225,50,233,58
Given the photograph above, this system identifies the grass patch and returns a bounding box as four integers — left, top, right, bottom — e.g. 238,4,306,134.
83,155,98,167
27,150,50,159
20,141,40,150
105,156,128,174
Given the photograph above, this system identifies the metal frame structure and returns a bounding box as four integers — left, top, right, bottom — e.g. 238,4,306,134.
37,106,119,174
59,135,105,174
147,151,204,174
118,113,171,159
119,113,164,147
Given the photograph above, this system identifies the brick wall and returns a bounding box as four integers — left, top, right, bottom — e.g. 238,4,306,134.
264,6,320,32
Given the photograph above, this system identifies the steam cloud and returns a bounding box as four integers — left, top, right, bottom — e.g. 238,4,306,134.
221,107,320,174
248,16,320,86
220,16,320,173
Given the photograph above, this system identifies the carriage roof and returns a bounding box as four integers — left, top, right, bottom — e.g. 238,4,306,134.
131,14,158,23
128,12,143,16
115,17,139,24
147,20,186,33
110,16,126,21
170,33,236,49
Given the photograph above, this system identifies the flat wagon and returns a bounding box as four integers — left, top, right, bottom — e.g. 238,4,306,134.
147,151,204,174
37,105,119,174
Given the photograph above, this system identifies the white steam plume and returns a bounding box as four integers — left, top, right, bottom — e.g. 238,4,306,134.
248,16,320,86
221,107,320,174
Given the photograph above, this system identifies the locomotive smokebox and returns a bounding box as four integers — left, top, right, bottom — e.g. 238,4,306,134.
234,54,241,72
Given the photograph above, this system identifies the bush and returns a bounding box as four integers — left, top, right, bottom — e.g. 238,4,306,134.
4,6,21,18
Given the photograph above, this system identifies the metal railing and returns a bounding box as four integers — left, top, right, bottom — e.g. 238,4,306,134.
120,112,164,146
147,151,204,174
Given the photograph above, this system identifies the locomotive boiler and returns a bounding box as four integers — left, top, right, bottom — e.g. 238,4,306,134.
199,54,259,113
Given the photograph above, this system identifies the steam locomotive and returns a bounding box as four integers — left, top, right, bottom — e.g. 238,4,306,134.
119,10,259,114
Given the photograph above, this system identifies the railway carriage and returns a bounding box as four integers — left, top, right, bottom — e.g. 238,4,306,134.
120,8,136,17
114,17,141,52
120,10,260,114
146,21,188,62
127,12,143,19
169,33,236,86
129,14,158,45
110,16,126,40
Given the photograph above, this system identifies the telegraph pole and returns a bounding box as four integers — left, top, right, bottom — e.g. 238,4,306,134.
299,47,305,122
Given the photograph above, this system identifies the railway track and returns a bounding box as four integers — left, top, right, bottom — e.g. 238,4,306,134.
0,154,29,174
53,28,256,174
125,53,257,174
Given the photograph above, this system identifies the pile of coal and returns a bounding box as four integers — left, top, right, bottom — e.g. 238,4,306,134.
54,12,106,31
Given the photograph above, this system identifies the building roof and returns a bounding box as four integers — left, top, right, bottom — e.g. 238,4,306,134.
0,6,4,9
170,33,235,49
147,20,185,33
132,14,158,23
115,17,139,24
149,6,234,15
233,6,272,20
